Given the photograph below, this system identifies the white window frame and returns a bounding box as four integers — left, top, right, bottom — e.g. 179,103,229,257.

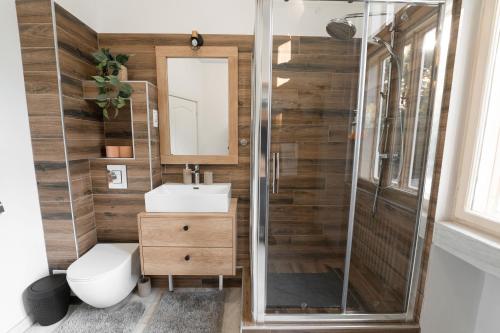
455,0,500,235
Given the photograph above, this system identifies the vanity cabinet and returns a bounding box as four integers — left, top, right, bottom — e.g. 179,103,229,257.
137,199,237,277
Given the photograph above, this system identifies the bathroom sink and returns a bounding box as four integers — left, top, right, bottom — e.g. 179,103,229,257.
144,183,231,213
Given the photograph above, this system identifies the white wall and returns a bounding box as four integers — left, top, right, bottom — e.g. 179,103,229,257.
56,0,395,37
421,0,500,332
420,247,484,333
474,274,500,333
56,0,255,34
0,1,49,332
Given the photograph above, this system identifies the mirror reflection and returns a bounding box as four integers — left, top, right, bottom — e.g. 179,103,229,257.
167,58,229,155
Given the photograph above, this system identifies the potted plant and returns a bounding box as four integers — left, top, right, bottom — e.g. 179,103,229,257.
91,48,133,120
91,49,133,158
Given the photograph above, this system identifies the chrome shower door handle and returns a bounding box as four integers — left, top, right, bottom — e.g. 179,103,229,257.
271,152,281,194
275,152,280,194
272,153,276,193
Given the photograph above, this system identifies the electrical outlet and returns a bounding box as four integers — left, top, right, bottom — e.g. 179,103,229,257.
107,165,127,189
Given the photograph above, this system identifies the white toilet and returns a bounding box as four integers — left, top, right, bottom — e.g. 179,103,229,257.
66,243,140,308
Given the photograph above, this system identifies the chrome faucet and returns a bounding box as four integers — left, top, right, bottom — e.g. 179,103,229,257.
192,164,200,185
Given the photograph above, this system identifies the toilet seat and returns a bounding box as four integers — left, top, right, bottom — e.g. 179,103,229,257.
67,243,138,282
66,243,140,308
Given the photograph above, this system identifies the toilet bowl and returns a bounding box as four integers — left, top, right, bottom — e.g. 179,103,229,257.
67,243,140,308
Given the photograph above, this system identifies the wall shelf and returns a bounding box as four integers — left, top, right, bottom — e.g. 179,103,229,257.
434,221,500,278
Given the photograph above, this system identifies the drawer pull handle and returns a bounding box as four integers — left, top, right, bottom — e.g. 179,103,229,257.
184,255,190,261
183,225,189,231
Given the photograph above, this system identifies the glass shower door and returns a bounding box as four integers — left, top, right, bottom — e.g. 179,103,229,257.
348,2,441,313
265,0,364,314
251,0,452,323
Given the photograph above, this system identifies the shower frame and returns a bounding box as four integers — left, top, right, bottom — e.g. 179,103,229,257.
250,0,454,325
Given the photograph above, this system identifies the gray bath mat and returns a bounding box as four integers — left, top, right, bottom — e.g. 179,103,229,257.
144,290,224,333
267,270,360,309
54,300,145,333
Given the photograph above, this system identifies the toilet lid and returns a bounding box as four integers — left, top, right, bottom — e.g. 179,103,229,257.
67,243,138,282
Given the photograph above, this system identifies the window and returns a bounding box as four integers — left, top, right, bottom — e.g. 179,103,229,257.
359,53,390,182
390,42,413,186
456,0,500,233
409,28,437,190
360,24,437,193
374,57,392,181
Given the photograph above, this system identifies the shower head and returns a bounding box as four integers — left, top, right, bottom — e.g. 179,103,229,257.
326,18,356,41
373,36,399,61
326,12,389,41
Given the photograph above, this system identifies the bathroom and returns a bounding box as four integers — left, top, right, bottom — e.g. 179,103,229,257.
1,0,500,332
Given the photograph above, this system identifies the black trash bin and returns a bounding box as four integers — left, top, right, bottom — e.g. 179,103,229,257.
23,274,71,326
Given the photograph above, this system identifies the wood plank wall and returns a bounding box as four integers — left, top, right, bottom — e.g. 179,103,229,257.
85,81,161,242
350,188,416,312
98,34,359,272
54,4,101,257
268,36,359,272
16,0,78,269
103,106,133,147
98,33,253,268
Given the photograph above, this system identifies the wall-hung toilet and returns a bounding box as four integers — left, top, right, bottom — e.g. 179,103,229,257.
67,243,140,308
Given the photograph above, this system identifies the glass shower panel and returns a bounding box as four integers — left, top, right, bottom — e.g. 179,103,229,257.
265,0,364,314
348,2,440,313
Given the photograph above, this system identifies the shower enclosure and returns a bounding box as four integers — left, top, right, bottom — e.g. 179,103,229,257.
250,0,453,324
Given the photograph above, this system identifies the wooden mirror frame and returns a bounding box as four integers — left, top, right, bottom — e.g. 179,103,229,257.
156,46,239,164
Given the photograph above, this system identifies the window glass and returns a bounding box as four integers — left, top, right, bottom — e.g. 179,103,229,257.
373,57,392,181
359,62,380,181
409,28,437,189
470,32,500,221
390,43,412,184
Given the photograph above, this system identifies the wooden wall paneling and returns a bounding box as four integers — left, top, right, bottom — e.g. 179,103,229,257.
147,82,162,188
85,81,159,243
54,3,100,256
268,36,359,275
15,0,78,269
55,4,103,162
98,33,254,268
16,1,111,267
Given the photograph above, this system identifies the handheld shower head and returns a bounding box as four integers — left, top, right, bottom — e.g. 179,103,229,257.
373,36,399,60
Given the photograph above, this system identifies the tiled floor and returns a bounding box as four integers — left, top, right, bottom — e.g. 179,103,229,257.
26,288,241,333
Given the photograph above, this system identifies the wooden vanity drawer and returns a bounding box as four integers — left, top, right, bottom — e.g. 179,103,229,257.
142,247,233,275
140,217,233,247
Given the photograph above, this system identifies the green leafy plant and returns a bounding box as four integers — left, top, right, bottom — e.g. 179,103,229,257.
91,48,133,119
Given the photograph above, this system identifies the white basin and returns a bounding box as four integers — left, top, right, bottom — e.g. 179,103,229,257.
145,183,231,213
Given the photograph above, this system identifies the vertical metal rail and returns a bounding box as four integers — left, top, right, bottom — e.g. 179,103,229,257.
250,0,273,322
341,1,371,312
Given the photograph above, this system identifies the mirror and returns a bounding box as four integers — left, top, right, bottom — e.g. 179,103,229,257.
156,46,239,164
168,58,228,155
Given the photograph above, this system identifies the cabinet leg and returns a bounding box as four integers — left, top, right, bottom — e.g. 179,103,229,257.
168,275,174,292
219,275,223,291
